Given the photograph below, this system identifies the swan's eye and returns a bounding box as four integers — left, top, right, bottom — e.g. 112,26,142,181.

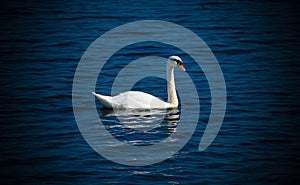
176,60,183,66
170,57,183,65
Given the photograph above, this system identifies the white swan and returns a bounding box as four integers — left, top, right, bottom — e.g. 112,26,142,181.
93,56,185,109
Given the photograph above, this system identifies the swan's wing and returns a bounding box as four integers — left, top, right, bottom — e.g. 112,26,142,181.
113,91,169,109
92,92,113,108
93,91,174,109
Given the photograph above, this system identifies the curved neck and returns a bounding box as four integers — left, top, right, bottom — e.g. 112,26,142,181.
166,63,178,106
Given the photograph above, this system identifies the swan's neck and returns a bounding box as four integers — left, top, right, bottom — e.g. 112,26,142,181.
166,64,178,106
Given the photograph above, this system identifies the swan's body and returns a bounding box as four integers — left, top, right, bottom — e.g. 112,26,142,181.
93,91,171,109
93,56,185,109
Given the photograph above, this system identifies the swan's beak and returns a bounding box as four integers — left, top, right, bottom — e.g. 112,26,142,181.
178,64,186,72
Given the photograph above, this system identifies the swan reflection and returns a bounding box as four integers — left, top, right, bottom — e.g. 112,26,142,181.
99,108,180,145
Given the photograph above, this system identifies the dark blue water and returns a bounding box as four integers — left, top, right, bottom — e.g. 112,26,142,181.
1,0,300,184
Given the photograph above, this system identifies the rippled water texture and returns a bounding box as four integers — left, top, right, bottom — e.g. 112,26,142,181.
1,0,299,184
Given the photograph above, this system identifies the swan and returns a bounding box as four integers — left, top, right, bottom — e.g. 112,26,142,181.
93,56,185,109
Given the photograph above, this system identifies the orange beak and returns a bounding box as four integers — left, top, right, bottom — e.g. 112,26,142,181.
178,64,186,72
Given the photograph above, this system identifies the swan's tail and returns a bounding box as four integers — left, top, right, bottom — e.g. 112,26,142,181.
92,92,113,108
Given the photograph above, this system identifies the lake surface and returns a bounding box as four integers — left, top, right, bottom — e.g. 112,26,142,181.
1,0,299,184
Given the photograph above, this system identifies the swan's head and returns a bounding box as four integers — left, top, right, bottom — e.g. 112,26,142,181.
168,56,186,71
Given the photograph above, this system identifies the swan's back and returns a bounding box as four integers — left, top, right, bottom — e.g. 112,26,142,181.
93,91,172,109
